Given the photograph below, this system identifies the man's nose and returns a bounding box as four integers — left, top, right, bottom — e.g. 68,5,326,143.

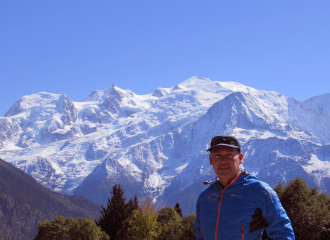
219,156,229,162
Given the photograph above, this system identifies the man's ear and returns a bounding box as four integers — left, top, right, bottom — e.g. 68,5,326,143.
209,154,213,165
238,153,243,164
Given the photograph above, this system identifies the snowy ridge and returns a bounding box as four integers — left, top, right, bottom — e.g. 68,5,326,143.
1,76,330,214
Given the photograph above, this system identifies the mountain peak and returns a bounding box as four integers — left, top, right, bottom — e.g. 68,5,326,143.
5,92,62,117
179,76,212,88
1,77,330,216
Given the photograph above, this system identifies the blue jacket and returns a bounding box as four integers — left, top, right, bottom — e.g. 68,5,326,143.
194,172,295,240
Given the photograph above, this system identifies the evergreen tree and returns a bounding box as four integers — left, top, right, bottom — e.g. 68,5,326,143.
117,193,139,240
174,202,183,218
96,184,127,240
96,185,139,240
127,193,139,214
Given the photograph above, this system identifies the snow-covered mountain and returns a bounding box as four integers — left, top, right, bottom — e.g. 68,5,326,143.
1,77,330,214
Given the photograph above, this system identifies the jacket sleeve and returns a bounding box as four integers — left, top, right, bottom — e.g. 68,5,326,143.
254,183,295,240
194,197,204,240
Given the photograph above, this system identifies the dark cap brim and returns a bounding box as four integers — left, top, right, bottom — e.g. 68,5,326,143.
207,143,240,152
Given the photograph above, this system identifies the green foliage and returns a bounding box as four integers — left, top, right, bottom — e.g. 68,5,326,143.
127,198,161,240
96,184,138,240
34,216,71,239
70,218,110,240
126,202,196,240
281,178,330,240
157,206,181,226
181,213,196,240
156,206,182,240
263,177,330,240
34,215,109,240
156,205,196,240
117,193,139,240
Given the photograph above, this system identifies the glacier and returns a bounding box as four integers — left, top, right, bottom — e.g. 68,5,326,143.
1,76,330,214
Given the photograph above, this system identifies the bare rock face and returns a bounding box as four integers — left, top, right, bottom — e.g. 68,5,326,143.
56,94,77,125
0,119,21,148
18,131,35,148
14,157,55,190
42,124,76,142
80,123,97,135
85,139,109,160
102,86,123,113
152,89,165,97
80,107,114,124
97,110,114,123
81,108,101,123
4,99,24,117
73,155,146,205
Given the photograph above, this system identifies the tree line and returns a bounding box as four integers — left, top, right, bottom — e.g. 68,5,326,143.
263,178,330,240
34,184,195,240
34,178,330,240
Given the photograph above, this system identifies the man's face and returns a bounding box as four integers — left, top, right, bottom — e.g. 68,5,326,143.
209,145,243,187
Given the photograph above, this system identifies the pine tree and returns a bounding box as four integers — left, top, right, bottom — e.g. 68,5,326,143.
96,184,128,240
127,193,139,215
174,202,183,218
117,193,139,240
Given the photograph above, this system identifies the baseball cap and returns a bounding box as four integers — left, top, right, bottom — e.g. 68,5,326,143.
207,136,241,153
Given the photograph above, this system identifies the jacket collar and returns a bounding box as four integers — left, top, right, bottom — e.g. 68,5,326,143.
203,171,254,188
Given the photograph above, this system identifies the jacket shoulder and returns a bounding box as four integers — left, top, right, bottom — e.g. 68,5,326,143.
245,179,280,205
244,175,272,190
197,183,219,200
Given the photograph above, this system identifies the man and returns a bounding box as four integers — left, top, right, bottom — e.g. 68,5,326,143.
194,136,295,240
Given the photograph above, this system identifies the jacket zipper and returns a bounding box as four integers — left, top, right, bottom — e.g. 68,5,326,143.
241,223,245,240
214,189,223,240
214,172,243,240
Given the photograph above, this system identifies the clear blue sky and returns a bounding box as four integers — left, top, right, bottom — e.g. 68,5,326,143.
1,1,330,116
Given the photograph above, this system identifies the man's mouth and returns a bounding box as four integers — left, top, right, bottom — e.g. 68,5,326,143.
219,167,230,169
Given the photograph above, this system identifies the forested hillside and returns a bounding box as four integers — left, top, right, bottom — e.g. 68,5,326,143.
0,158,101,240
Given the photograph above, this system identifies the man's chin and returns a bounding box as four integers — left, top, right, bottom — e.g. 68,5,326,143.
217,168,230,174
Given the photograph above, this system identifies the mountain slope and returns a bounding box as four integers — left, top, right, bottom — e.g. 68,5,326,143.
1,76,330,215
0,158,101,240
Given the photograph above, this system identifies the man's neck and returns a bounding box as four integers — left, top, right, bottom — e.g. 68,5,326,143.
219,180,230,188
218,171,242,188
